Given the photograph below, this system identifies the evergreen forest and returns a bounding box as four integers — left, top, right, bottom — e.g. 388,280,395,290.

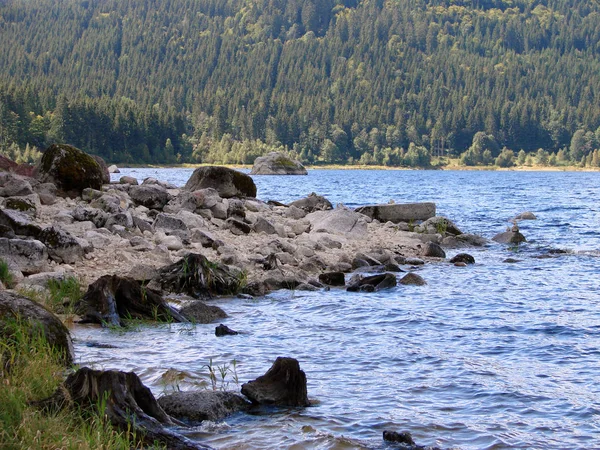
1,0,600,167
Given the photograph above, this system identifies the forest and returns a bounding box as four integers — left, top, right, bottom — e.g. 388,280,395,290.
1,0,600,167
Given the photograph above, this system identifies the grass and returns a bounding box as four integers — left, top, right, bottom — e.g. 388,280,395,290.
0,319,145,449
0,257,14,289
204,358,240,391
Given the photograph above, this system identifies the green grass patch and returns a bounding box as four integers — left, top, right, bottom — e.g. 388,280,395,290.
0,258,14,289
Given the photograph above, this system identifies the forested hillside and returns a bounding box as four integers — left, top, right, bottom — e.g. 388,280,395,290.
1,0,600,166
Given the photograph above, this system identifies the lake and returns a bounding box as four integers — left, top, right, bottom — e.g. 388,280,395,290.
74,169,600,449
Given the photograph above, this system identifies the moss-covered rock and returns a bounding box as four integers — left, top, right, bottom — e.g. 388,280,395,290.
36,144,105,198
250,152,308,175
184,166,256,198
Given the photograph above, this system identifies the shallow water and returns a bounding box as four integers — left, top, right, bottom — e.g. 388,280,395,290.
75,169,600,449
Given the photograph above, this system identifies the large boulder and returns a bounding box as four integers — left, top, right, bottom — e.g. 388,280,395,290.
35,144,105,198
38,226,84,264
241,357,310,407
74,275,186,327
91,155,110,184
0,290,74,365
250,152,307,175
0,172,35,197
36,367,210,450
414,216,463,236
158,391,251,422
492,229,527,245
0,208,43,237
356,202,436,223
184,166,256,199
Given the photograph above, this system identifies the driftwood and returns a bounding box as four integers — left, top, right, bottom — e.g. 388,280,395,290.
157,253,245,299
241,357,310,407
35,367,211,450
75,275,186,327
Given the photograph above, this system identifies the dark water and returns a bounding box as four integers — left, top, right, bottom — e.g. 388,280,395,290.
75,169,600,449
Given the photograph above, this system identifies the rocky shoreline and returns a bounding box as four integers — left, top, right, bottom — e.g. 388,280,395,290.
0,145,497,449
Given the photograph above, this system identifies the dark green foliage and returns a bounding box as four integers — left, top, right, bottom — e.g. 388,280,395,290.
0,257,14,288
0,0,599,164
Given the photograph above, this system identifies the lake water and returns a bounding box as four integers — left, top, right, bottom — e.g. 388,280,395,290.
74,169,600,449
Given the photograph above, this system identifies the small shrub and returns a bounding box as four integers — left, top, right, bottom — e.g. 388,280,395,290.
0,257,14,288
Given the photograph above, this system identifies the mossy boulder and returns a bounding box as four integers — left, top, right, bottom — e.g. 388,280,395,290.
184,166,256,198
250,152,307,175
36,144,105,198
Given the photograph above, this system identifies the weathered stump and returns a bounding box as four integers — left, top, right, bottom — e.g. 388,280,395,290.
35,367,211,450
241,357,310,407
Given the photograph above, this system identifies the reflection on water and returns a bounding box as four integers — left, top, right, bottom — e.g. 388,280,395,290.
78,169,600,449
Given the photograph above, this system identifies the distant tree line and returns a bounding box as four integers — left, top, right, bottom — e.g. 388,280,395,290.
0,0,599,167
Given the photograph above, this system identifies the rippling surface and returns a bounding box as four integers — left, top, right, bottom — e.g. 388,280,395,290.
75,169,600,448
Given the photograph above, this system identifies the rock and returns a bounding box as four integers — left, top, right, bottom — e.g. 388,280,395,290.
318,272,345,286
347,273,397,292
285,205,307,219
119,175,138,185
241,357,310,407
227,218,252,235
158,234,184,251
90,193,121,213
0,290,74,365
190,229,216,248
0,172,34,197
108,164,120,173
153,213,188,232
91,155,110,184
35,144,105,198
178,301,227,323
442,233,489,248
130,184,171,210
421,241,446,258
227,198,246,219
74,275,186,327
105,211,134,230
356,202,436,223
38,226,84,264
36,367,209,450
215,323,239,336
4,195,39,216
383,430,416,445
0,208,42,237
306,206,367,237
399,272,427,286
210,202,228,219
133,215,153,233
157,253,245,298
252,217,277,235
449,253,475,264
0,238,49,274
515,211,537,220
158,390,251,423
414,216,463,236
184,166,256,198
492,230,527,244
250,152,308,175
289,192,332,213
404,257,425,265
35,182,58,205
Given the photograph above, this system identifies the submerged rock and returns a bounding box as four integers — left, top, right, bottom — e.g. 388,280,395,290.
241,357,310,407
421,241,446,258
158,390,251,422
449,253,475,264
250,152,307,175
399,272,427,286
215,323,239,336
346,273,397,292
179,301,227,324
492,230,527,244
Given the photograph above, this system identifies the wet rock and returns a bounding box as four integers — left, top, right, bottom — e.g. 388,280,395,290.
35,144,105,198
421,241,446,258
404,257,425,266
157,253,245,298
352,273,397,291
130,184,171,210
318,272,345,286
75,275,186,327
515,211,537,220
158,390,251,423
241,357,310,407
0,290,74,365
184,166,256,198
449,253,475,264
289,192,332,213
492,230,527,244
215,323,239,336
503,258,521,263
383,430,416,445
250,152,307,175
399,272,427,286
119,175,138,185
178,301,227,323
356,202,436,223
36,367,208,450
38,226,84,264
